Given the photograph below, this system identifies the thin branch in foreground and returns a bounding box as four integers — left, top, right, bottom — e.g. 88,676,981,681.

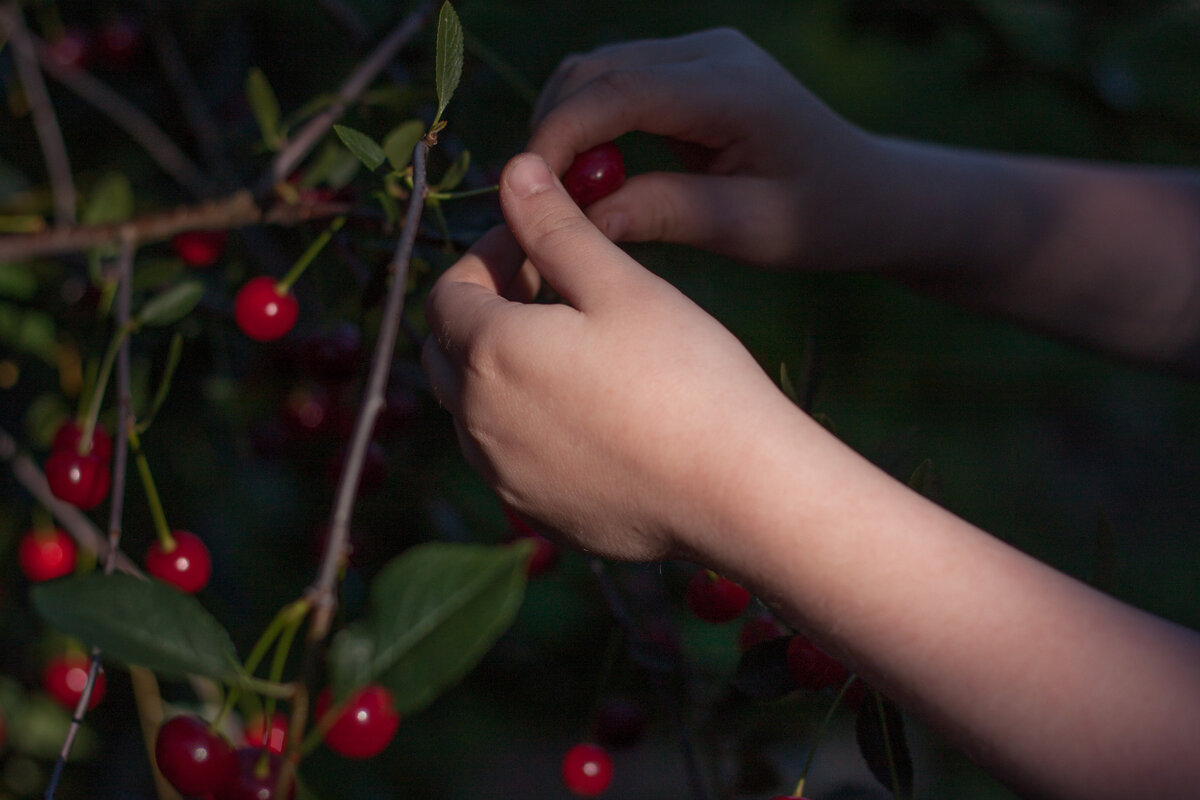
0,1,76,224
263,0,436,194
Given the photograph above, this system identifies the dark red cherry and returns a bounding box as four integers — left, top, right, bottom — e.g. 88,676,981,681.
44,450,110,509
155,715,236,796
685,570,750,623
563,143,625,207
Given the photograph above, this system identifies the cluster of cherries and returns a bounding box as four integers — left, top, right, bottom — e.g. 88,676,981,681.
154,683,399,798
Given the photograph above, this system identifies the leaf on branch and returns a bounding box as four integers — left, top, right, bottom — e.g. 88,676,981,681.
81,173,133,226
436,150,470,192
137,280,205,328
328,541,532,715
32,573,241,683
434,1,464,125
383,119,425,172
334,124,386,172
247,67,283,150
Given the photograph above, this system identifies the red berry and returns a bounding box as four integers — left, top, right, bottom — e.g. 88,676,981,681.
785,635,848,690
244,711,288,755
561,742,613,796
44,450,111,509
315,684,399,759
43,27,93,71
563,143,626,207
738,614,788,652
216,748,294,800
173,230,228,268
234,277,298,341
43,654,104,711
145,530,212,593
52,420,112,461
155,715,236,796
18,528,77,582
685,571,750,623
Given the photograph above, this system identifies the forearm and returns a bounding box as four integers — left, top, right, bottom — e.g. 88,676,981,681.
850,137,1200,371
692,402,1200,798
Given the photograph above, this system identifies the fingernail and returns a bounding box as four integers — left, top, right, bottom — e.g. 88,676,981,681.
600,212,628,241
507,155,553,198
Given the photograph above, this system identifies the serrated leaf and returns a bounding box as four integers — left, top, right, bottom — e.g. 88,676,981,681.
334,124,386,172
383,120,425,172
81,173,133,226
32,573,240,682
434,2,464,124
136,281,204,327
328,542,531,715
732,636,794,699
855,691,914,799
436,150,470,192
247,67,282,149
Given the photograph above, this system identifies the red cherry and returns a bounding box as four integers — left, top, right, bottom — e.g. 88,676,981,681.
155,715,236,796
738,614,788,652
18,528,77,582
52,420,112,461
173,230,228,268
234,277,298,341
786,635,848,690
561,742,613,796
563,143,626,207
216,748,295,800
43,27,93,71
315,684,399,759
44,450,111,509
145,530,212,593
244,711,288,755
43,654,105,711
685,570,750,623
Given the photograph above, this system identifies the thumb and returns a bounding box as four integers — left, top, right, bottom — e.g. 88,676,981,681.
500,153,642,309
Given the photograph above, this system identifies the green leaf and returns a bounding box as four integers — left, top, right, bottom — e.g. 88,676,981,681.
334,124,386,172
436,150,470,192
32,573,240,682
138,333,184,429
247,67,282,149
12,693,97,760
0,262,37,300
136,281,205,327
131,257,185,291
299,140,361,189
382,119,425,172
0,302,57,364
328,542,531,714
434,1,464,125
373,190,400,227
81,173,133,226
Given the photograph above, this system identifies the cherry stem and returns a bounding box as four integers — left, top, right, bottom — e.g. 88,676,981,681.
427,183,498,201
794,674,859,797
77,320,134,457
276,215,345,294
218,599,310,729
126,424,173,550
260,603,306,743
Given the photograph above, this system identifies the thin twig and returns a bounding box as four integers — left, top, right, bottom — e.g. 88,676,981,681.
0,1,76,224
31,33,216,198
307,140,428,642
0,190,349,262
262,0,435,194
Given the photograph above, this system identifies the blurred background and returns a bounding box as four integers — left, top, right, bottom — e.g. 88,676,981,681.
2,0,1200,798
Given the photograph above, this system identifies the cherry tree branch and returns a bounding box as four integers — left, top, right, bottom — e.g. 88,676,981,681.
307,140,429,641
262,0,435,194
0,1,76,224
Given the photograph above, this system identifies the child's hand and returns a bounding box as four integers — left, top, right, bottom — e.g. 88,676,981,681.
527,28,883,269
422,153,806,561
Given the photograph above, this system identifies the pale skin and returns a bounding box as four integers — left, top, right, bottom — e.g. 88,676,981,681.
421,28,1200,799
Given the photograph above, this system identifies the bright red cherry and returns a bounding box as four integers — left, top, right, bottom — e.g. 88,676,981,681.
18,528,77,582
315,684,399,759
786,635,848,690
42,27,93,71
234,277,298,341
52,420,112,461
155,715,236,796
685,570,750,623
44,450,110,509
563,143,625,207
43,654,105,711
738,613,788,652
244,711,288,755
173,230,228,268
215,748,295,800
145,530,212,593
561,742,613,796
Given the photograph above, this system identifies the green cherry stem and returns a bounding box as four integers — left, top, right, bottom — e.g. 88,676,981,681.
259,602,307,741
426,183,498,201
217,599,311,729
275,215,345,295
793,674,859,798
77,321,135,456
125,423,173,551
